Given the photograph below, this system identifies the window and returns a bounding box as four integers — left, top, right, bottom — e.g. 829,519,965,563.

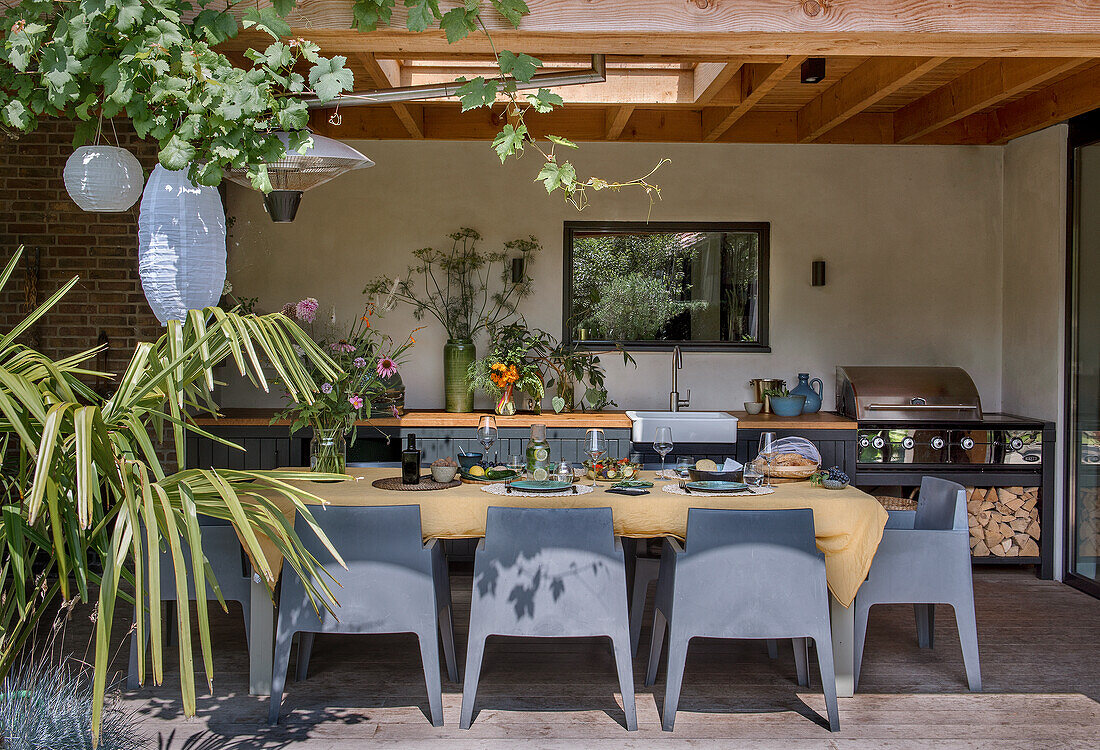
563,221,769,351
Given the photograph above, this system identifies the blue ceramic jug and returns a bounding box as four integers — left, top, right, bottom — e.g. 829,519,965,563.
791,373,823,413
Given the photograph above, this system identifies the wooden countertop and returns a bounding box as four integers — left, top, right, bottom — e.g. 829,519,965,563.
193,408,855,431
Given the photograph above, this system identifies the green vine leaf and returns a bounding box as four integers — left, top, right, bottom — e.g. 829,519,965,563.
526,88,563,113
547,135,578,149
159,134,196,171
536,160,577,195
492,123,526,163
455,76,499,111
498,50,540,83
242,7,292,39
351,0,396,31
308,56,354,102
489,0,530,28
440,7,479,43
405,0,442,32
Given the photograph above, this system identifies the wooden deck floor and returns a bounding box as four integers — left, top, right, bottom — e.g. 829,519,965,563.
106,567,1100,749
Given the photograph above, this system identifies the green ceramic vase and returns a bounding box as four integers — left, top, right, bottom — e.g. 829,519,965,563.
443,338,475,413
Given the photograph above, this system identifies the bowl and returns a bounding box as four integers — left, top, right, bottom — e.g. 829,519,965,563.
768,395,806,417
744,401,764,415
822,478,849,490
688,468,743,483
457,452,483,471
431,465,458,483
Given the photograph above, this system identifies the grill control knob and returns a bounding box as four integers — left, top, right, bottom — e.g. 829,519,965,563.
901,437,915,450
930,436,946,450
960,436,976,450
858,436,870,448
871,435,886,449
1010,437,1024,450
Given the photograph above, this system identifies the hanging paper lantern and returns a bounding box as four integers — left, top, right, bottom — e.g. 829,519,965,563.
138,165,227,325
224,131,373,223
63,145,145,212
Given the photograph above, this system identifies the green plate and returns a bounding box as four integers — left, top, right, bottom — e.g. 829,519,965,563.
510,480,573,493
685,480,749,493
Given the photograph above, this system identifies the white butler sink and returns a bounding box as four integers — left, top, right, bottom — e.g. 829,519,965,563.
626,411,738,444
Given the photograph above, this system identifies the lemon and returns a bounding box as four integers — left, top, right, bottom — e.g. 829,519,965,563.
532,467,549,481
468,465,486,477
622,466,636,478
534,448,549,462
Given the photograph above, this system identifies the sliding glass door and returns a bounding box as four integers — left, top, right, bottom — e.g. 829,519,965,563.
1067,110,1100,598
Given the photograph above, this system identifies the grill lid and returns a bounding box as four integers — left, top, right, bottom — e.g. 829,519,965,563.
836,366,983,421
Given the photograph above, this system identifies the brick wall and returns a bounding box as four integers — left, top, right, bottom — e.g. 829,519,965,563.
0,120,176,468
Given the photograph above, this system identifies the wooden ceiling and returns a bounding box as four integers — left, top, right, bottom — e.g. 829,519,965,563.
220,1,1100,145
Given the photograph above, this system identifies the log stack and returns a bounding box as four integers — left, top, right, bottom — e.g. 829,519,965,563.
1076,488,1100,559
967,486,1040,558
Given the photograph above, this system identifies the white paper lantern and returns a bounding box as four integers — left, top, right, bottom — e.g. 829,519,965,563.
138,165,227,325
63,145,144,212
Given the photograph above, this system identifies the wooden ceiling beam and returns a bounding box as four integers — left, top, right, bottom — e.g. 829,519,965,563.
702,57,805,142
223,27,1100,60
893,57,1089,143
605,106,635,140
353,51,424,138
923,63,1100,145
693,62,744,105
795,56,948,143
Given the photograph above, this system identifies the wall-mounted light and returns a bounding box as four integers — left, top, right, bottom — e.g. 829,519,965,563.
811,259,827,286
511,256,526,284
801,58,826,84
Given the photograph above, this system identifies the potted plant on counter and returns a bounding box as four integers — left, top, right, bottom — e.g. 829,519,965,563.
468,323,545,416
273,298,418,472
538,339,636,413
364,228,540,413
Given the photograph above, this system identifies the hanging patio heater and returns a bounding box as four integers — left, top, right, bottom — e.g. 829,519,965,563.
224,132,374,222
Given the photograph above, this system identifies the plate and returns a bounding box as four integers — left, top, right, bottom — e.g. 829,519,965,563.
685,480,749,493
510,480,574,493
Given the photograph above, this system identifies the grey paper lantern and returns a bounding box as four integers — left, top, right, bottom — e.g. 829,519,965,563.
63,145,144,212
138,165,227,325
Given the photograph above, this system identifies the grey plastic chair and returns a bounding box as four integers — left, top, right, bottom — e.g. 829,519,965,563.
854,476,981,691
268,505,458,726
460,507,637,731
645,508,839,732
127,516,251,690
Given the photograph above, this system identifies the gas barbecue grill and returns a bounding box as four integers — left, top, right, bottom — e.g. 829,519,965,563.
835,366,1055,577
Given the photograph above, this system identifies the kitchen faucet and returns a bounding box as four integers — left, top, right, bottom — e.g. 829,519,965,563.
670,345,690,412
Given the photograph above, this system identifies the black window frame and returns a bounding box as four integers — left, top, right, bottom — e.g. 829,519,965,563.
562,220,771,352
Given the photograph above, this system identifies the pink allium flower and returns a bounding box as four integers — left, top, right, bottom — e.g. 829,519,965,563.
348,395,364,409
353,357,367,368
295,297,319,323
320,382,333,394
331,341,355,353
377,356,398,379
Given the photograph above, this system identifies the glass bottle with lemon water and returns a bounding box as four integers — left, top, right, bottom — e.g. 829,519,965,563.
526,423,551,480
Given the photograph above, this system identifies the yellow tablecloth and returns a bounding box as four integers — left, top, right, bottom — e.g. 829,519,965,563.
260,468,888,608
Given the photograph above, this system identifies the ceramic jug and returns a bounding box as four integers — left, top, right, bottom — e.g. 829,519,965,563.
791,373,823,413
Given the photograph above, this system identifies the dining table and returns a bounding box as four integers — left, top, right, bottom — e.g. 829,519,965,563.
242,467,889,699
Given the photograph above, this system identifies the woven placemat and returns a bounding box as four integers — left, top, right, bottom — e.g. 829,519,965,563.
480,483,595,498
372,475,461,491
661,484,775,498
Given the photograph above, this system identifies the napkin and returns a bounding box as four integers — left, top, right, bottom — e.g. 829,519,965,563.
721,458,743,472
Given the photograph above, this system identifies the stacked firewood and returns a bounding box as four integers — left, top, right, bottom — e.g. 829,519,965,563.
1077,488,1100,558
967,486,1040,558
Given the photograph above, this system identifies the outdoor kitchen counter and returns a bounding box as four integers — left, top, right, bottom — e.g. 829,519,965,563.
193,407,856,431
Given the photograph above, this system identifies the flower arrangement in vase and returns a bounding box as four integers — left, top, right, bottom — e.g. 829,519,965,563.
273,297,418,472
468,323,545,416
363,228,540,412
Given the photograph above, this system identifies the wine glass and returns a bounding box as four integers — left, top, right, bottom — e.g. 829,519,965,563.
653,426,674,475
477,416,497,464
584,428,607,487
758,431,777,488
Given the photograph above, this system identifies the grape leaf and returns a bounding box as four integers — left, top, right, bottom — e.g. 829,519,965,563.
404,0,441,32
498,51,540,83
243,7,292,39
547,135,578,149
159,134,196,171
492,123,526,163
490,0,530,27
272,0,297,15
351,0,395,31
454,76,498,111
536,160,576,194
526,88,563,113
308,57,353,102
440,7,478,43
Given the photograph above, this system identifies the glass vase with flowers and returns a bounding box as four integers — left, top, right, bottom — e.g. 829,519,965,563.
273,297,418,473
468,323,545,416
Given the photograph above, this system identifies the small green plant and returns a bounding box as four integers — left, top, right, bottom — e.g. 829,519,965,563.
764,387,793,399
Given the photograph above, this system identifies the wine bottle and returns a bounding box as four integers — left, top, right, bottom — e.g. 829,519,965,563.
526,423,551,481
402,433,421,484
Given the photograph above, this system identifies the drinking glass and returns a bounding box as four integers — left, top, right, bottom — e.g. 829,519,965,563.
758,431,777,488
675,455,694,478
584,428,607,487
653,426,674,475
554,460,573,484
743,459,764,488
508,454,524,485
477,416,497,463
